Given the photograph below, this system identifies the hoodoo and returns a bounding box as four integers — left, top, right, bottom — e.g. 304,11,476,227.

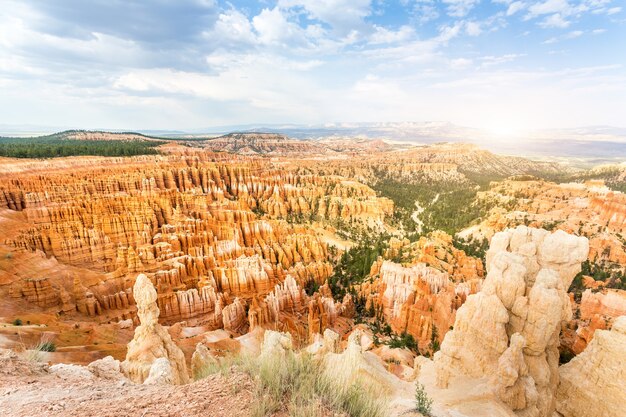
434,226,589,417
121,274,189,385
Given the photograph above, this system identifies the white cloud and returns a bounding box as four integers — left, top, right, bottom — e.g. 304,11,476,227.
606,6,621,15
566,29,584,38
209,9,256,45
252,8,306,46
524,0,617,26
113,53,335,118
543,29,583,43
352,75,409,104
539,13,571,27
465,21,483,36
480,53,525,67
278,0,371,34
507,1,527,15
370,25,414,44
442,0,480,17
412,1,440,24
450,57,473,69
438,21,465,43
528,0,571,16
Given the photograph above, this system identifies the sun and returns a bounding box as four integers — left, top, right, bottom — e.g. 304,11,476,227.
483,122,526,139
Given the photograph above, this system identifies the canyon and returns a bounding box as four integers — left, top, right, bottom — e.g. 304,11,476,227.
0,132,624,417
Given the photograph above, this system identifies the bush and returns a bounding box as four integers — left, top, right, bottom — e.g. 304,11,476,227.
21,336,56,362
37,341,56,352
304,279,320,296
13,318,22,326
198,351,387,417
386,332,419,353
415,383,433,416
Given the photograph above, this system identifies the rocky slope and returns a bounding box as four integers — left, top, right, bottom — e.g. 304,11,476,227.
0,137,622,416
0,149,390,360
556,316,626,417
0,348,254,417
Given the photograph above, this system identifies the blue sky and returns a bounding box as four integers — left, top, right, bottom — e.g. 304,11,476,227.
0,0,624,132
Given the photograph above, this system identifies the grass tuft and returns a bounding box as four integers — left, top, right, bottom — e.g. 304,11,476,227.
197,350,387,417
20,334,56,362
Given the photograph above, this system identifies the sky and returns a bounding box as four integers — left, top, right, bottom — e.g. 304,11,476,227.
0,0,624,133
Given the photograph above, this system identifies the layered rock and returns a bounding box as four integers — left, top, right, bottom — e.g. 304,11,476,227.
364,258,481,349
567,289,626,353
248,275,307,330
468,178,626,265
121,274,189,385
434,226,589,417
556,316,626,417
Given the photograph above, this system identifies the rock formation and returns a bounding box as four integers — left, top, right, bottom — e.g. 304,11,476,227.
260,330,293,357
434,226,589,417
191,343,217,380
566,289,626,353
362,232,484,349
322,329,412,397
121,274,189,385
556,315,626,417
469,178,626,265
87,356,126,380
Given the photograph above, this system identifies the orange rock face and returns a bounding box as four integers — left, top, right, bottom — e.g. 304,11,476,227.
470,179,626,264
568,289,626,353
0,151,392,351
0,140,611,372
363,232,484,350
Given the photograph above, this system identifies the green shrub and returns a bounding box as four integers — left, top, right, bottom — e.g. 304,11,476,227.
415,383,433,416
430,324,440,354
13,318,22,326
304,279,320,296
37,341,56,352
21,336,57,362
386,332,419,353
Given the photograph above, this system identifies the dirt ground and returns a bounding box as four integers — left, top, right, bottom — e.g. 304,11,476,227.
0,350,254,417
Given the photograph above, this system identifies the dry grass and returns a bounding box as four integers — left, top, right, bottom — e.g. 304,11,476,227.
18,333,56,363
196,351,388,417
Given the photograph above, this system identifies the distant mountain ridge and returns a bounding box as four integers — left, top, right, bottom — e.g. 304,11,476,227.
2,128,622,169
2,122,625,163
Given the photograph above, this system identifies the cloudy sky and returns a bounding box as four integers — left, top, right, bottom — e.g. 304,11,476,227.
0,0,624,131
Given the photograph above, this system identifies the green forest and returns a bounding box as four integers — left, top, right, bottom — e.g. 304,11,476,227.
328,233,391,301
0,132,165,158
371,178,497,237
